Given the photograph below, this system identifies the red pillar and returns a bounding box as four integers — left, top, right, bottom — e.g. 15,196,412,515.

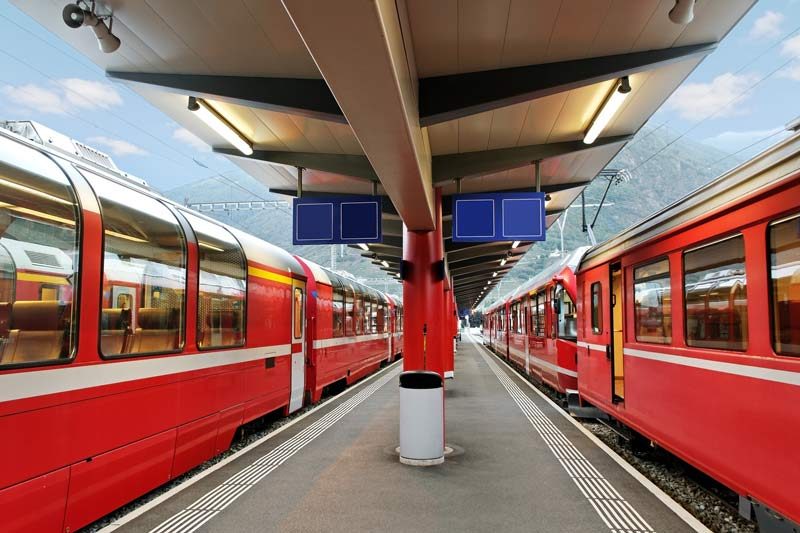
402,188,445,376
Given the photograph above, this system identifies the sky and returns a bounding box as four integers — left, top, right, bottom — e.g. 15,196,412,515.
0,1,799,194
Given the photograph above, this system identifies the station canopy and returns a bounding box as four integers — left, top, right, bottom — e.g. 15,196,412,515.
15,0,755,309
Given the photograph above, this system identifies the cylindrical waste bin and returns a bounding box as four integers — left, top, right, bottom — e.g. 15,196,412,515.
399,371,444,466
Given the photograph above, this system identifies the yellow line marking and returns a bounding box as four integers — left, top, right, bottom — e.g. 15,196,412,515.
248,266,294,286
17,272,69,285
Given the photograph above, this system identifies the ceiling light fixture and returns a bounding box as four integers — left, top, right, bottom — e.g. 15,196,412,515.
381,260,389,268
188,96,253,155
500,257,507,266
492,272,498,278
584,76,631,145
511,241,521,249
357,243,369,251
668,0,695,25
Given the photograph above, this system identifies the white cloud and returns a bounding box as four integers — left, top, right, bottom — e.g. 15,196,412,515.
665,73,757,120
749,11,784,40
703,127,783,152
0,79,122,115
58,78,123,110
87,136,148,156
777,35,800,81
172,127,210,152
0,84,67,115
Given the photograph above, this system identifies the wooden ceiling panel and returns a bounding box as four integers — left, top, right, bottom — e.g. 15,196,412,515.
487,102,530,150
516,93,568,146
242,0,320,77
456,0,511,73
457,112,493,153
406,0,458,77
545,0,612,62
590,0,661,56
427,121,459,156
547,81,616,142
501,0,561,68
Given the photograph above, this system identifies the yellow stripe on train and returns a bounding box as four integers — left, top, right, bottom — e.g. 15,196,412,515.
248,266,294,286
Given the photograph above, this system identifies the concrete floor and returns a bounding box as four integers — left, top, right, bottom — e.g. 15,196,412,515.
113,335,697,533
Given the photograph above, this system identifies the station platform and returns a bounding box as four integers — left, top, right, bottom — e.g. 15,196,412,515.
101,333,703,533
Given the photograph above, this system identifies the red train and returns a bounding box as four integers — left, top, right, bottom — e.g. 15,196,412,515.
484,128,800,528
0,121,402,533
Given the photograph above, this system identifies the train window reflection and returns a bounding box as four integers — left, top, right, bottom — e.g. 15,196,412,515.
769,214,800,356
555,284,577,340
0,162,79,366
182,212,246,349
684,235,747,351
634,259,672,344
332,278,345,338
86,172,186,357
591,282,602,334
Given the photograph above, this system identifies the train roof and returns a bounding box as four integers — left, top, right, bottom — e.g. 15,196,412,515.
579,126,800,271
295,256,389,303
508,247,590,302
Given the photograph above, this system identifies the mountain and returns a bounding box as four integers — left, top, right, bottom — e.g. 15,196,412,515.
158,125,742,305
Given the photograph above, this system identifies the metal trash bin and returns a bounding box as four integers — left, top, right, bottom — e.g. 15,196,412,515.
399,371,444,466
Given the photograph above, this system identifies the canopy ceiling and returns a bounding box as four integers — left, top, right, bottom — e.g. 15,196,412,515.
15,0,755,309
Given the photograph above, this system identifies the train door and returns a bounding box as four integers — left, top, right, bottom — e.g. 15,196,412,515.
610,263,624,402
290,280,306,412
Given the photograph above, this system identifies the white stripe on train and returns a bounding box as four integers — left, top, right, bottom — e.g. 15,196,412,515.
577,342,800,387
0,344,292,403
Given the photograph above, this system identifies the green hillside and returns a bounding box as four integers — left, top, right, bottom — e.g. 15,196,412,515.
160,125,741,305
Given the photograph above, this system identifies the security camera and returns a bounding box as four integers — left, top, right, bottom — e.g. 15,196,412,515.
62,2,121,53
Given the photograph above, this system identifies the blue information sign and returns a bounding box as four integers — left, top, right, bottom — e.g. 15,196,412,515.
452,192,546,243
293,195,382,245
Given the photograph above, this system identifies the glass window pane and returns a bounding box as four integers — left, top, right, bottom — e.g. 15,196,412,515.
293,287,303,339
332,281,345,338
87,172,186,356
770,215,800,356
684,236,747,351
556,285,577,340
591,283,602,334
183,212,246,349
634,259,672,344
0,160,79,366
344,284,354,335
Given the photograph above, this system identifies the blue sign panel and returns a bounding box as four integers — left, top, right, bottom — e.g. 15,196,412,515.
293,195,382,245
452,192,546,243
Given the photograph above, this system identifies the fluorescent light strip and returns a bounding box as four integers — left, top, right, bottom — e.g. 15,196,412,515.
188,97,253,156
357,243,369,251
584,77,631,145
511,241,520,249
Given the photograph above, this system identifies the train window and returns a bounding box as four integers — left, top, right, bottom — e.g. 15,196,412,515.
377,302,386,333
534,293,546,336
0,160,79,367
344,283,355,336
591,282,602,334
554,285,577,340
353,292,363,335
293,287,303,339
87,173,186,357
769,214,800,356
370,296,378,334
633,259,672,344
684,235,748,351
332,281,345,338
182,212,246,350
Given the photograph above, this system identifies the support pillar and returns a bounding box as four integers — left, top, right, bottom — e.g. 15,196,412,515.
402,188,445,376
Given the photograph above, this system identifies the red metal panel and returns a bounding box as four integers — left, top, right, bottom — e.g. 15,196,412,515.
171,413,220,478
215,403,245,454
64,429,176,532
0,466,69,533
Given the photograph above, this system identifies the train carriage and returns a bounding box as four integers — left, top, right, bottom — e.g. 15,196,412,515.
0,121,394,533
504,248,588,393
295,257,393,403
575,128,800,525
